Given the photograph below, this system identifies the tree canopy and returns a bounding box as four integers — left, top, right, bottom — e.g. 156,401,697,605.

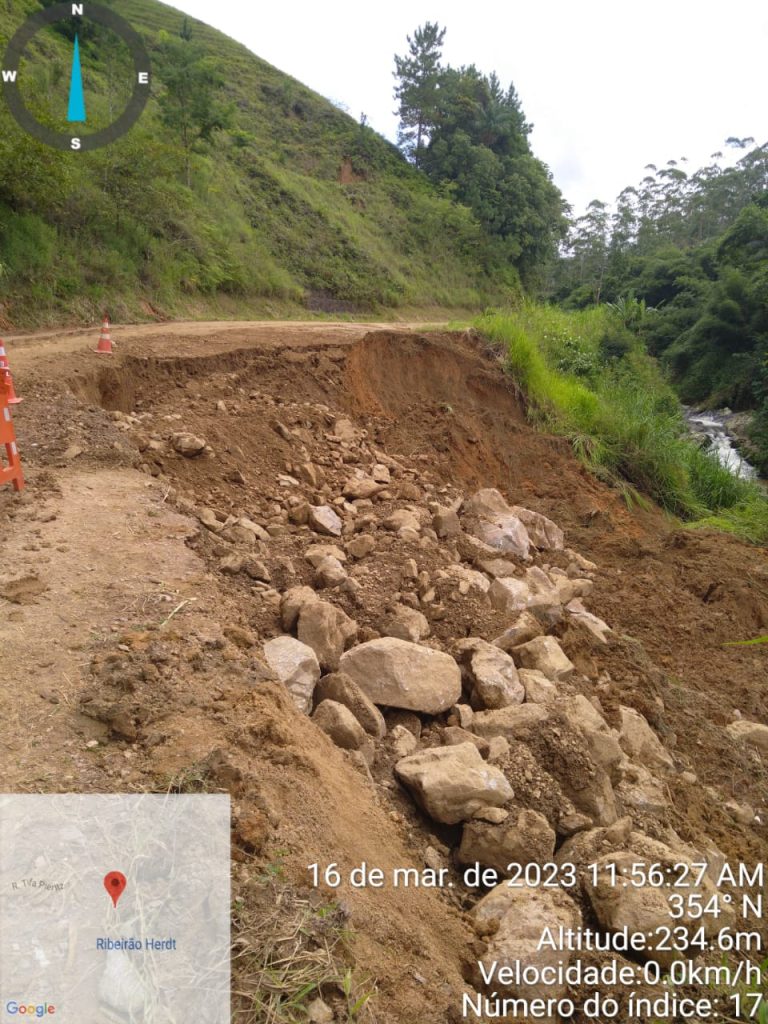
394,25,566,285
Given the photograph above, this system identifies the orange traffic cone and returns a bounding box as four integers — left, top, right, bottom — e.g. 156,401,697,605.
95,316,114,354
0,340,22,404
0,368,24,492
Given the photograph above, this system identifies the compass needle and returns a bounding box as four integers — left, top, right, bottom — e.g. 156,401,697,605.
67,33,86,123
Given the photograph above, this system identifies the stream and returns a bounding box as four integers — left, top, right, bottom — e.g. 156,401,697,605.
685,409,758,480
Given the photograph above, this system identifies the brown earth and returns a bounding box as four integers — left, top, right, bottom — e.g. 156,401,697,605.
1,321,766,1022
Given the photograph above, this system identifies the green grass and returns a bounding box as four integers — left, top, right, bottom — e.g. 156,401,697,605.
477,305,768,543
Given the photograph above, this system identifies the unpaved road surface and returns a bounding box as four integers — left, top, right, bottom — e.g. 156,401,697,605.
4,319,435,370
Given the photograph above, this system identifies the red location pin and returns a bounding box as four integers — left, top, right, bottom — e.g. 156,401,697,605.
104,871,127,908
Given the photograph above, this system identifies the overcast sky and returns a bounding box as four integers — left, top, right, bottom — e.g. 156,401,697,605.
165,0,766,215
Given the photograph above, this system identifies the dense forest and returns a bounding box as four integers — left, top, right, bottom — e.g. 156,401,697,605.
551,141,768,473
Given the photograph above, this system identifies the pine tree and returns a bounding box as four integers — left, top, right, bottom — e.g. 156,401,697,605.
393,22,445,166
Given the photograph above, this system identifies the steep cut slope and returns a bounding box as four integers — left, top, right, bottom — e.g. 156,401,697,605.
0,0,515,326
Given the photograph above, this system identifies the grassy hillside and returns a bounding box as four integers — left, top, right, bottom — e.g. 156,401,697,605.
0,0,518,326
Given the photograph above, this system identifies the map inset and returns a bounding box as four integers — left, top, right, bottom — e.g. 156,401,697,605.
0,794,230,1023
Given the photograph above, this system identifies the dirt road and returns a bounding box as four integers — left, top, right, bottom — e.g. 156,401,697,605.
3,318,439,370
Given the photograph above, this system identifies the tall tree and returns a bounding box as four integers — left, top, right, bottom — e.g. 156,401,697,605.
156,21,234,187
562,200,611,304
393,22,445,166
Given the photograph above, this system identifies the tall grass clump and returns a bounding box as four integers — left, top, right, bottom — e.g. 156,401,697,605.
477,307,768,543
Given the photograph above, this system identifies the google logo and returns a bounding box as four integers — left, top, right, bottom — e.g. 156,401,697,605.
5,1004,56,1018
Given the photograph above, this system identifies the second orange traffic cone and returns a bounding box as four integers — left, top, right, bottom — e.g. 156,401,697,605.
95,316,113,354
0,340,22,404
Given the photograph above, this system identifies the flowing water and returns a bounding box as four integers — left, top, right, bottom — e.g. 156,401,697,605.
686,409,758,480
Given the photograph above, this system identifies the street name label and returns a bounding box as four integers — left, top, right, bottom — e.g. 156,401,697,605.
0,794,230,1022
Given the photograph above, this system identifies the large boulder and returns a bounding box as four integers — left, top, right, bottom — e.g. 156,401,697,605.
297,600,358,672
488,572,561,617
171,431,207,457
315,672,386,739
489,578,530,615
280,586,319,631
615,762,670,815
509,506,565,550
586,844,723,967
464,490,532,559
432,506,461,538
464,488,514,520
263,636,321,713
513,636,574,681
519,669,558,704
556,818,633,864
333,417,358,441
726,719,768,756
308,505,343,537
314,555,348,589
383,509,421,537
313,700,371,758
339,638,461,714
380,604,431,642
477,557,520,579
618,706,674,770
447,564,491,595
343,475,384,500
471,704,549,739
565,764,619,827
394,743,513,824
458,808,556,873
522,566,561,611
220,522,261,548
471,517,531,560
567,601,612,643
471,883,582,1002
563,696,624,781
458,640,524,710
492,612,543,652
346,534,377,559
554,819,633,896
552,574,594,605
304,544,347,568
232,516,270,543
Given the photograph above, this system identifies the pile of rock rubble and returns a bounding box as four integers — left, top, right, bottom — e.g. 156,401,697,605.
225,478,758,998
117,399,768,1005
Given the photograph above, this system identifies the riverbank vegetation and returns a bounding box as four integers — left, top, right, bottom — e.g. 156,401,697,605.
478,305,768,543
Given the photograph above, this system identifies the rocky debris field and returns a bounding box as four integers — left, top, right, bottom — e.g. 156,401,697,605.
1,327,767,1023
